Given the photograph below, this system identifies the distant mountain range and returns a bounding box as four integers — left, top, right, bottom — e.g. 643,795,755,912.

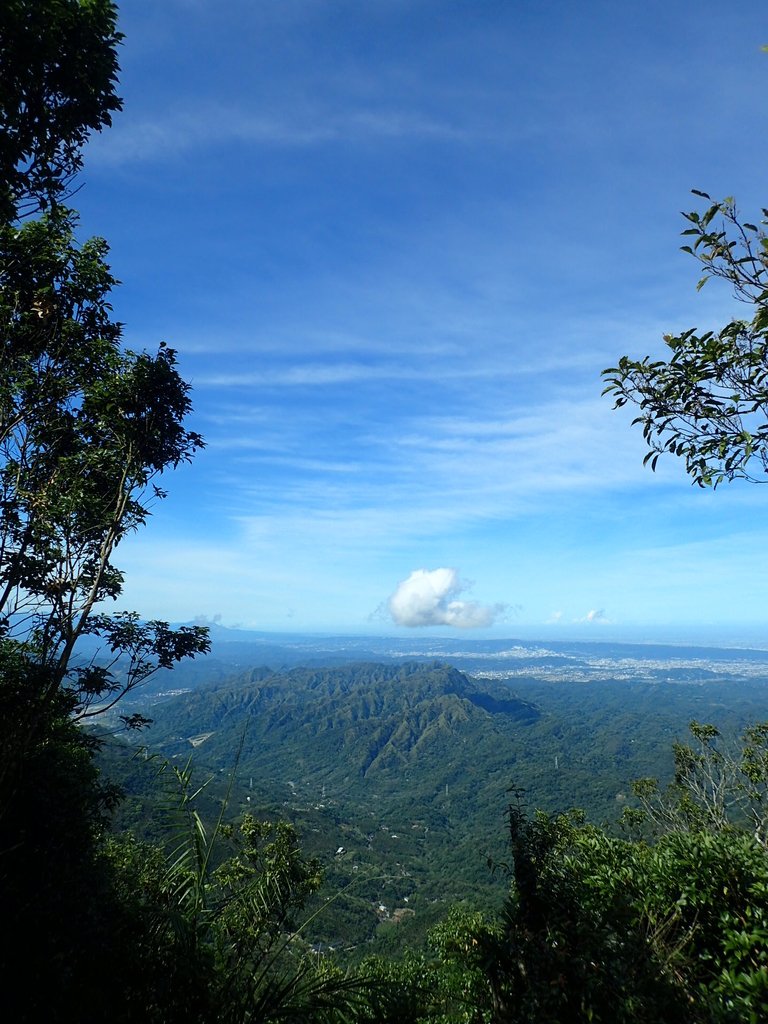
110,625,768,704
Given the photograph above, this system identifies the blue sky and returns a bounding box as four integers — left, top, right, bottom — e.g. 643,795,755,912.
76,0,768,639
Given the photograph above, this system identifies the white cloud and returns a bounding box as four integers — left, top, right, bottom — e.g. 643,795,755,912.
576,608,610,624
387,568,503,629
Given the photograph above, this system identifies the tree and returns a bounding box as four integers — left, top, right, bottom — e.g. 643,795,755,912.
623,720,768,846
603,193,768,486
429,795,768,1023
0,0,122,220
465,800,685,1024
100,760,367,1024
0,0,209,755
0,207,209,726
0,0,211,829
0,8,210,1016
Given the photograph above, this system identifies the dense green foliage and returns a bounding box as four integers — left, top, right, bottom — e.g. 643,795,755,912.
404,802,768,1023
98,763,364,1023
1,651,121,1021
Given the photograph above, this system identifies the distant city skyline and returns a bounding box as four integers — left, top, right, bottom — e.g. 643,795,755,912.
76,0,768,637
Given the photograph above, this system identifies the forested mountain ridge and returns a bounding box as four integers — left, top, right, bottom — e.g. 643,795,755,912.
103,657,768,964
125,662,541,916
131,656,768,823
104,662,544,954
143,660,539,770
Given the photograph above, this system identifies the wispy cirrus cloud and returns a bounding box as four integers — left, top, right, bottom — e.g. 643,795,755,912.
197,361,419,387
194,353,608,389
199,394,672,545
87,103,470,166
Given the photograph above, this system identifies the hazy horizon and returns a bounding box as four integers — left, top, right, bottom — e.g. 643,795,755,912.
185,617,768,652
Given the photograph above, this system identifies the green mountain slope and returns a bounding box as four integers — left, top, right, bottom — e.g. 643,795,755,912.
107,659,768,959
143,661,538,801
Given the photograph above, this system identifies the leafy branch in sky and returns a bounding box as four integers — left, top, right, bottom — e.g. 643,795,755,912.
603,192,768,486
